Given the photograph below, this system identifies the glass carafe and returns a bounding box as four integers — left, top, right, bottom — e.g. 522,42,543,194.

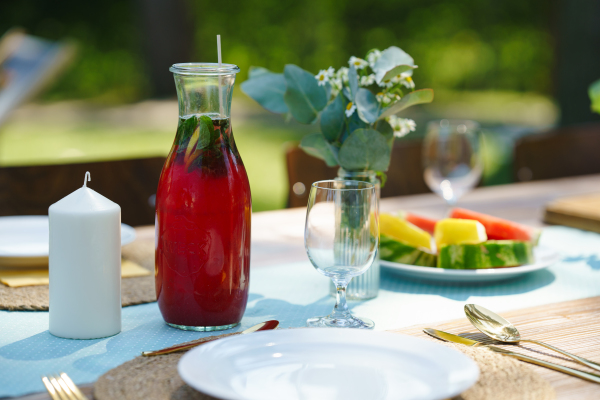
155,63,251,331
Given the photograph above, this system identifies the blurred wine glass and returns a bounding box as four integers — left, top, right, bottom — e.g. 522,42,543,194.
423,120,482,208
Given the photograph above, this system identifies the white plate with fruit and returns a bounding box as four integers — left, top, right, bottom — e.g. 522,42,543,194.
379,209,561,283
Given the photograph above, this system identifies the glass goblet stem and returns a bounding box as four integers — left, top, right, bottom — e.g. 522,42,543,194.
331,280,351,320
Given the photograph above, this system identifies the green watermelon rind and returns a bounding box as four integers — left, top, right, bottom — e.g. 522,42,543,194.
437,240,534,269
380,234,437,267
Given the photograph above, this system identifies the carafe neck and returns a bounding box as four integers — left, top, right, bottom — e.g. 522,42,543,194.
171,63,240,119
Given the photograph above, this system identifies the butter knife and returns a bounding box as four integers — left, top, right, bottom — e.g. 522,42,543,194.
424,328,600,384
142,320,279,357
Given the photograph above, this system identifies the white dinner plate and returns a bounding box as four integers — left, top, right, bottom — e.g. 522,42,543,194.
0,216,137,267
381,246,561,283
178,328,479,400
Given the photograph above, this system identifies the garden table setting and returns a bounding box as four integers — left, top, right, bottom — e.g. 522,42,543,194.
2,40,600,400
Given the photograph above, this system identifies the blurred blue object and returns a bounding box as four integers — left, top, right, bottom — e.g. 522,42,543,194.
0,29,75,126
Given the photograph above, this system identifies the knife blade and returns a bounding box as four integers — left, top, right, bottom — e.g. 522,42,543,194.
424,328,600,384
423,328,483,347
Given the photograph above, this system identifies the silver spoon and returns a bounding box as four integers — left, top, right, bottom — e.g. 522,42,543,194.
465,304,600,372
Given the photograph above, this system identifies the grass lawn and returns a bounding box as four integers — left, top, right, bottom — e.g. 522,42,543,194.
0,99,309,212
0,91,555,212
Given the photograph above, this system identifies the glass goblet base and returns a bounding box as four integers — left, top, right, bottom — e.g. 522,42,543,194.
307,315,374,329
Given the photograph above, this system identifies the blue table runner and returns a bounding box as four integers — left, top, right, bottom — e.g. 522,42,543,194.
2,226,600,397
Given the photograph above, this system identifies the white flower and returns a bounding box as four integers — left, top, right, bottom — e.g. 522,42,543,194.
376,91,398,105
326,66,335,78
330,77,343,90
376,91,389,104
367,50,382,67
387,115,416,138
345,102,356,117
315,69,330,86
378,73,412,88
400,76,415,89
336,67,349,83
360,74,376,86
377,78,394,88
348,56,368,70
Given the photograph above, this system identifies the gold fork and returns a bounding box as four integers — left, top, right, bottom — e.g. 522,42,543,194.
41,372,89,400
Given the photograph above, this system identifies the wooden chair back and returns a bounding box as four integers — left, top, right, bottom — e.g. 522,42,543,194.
285,139,431,208
513,122,600,182
0,157,166,226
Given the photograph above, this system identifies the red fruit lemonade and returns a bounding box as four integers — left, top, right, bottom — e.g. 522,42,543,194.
155,114,251,330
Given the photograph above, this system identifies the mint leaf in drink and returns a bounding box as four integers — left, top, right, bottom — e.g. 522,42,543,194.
195,119,212,151
177,115,198,151
199,115,218,143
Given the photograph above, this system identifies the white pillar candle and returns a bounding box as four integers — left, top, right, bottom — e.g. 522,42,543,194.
49,172,121,339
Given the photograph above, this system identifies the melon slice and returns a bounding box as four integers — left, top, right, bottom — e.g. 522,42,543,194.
380,235,437,267
380,214,432,250
397,211,438,234
434,218,487,248
437,240,534,269
450,208,541,244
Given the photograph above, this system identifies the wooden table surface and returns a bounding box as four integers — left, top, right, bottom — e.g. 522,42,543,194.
10,173,600,399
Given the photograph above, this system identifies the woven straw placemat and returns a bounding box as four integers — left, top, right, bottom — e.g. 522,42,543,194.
94,330,555,400
0,239,156,311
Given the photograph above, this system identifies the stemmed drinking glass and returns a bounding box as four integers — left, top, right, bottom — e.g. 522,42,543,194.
304,180,379,329
423,120,483,209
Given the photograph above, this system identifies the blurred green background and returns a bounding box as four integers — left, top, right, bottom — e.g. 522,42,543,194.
1,0,599,211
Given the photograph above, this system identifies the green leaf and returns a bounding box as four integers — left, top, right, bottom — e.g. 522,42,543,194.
300,133,339,166
320,94,345,142
248,66,271,79
177,115,198,150
376,119,394,147
379,89,434,119
345,110,368,142
372,46,416,83
283,64,328,124
590,79,600,114
342,87,352,101
338,128,391,172
195,118,213,150
348,65,359,102
241,71,289,114
199,115,215,134
355,88,381,124
376,171,388,187
380,65,416,84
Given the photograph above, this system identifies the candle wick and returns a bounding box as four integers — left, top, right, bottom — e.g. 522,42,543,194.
84,171,91,187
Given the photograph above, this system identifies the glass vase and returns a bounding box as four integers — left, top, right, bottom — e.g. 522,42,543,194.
329,168,380,300
155,63,251,331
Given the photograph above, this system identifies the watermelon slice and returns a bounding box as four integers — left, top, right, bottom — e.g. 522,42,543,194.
449,208,540,245
380,235,437,267
397,211,438,234
437,240,534,269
